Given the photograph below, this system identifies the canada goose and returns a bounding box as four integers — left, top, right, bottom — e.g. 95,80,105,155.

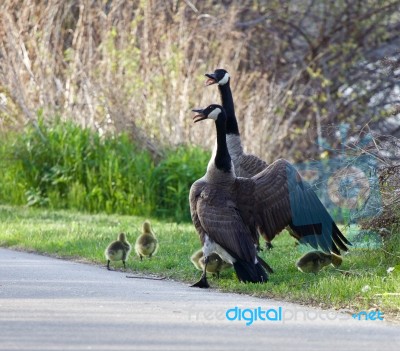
135,220,158,261
105,233,131,270
190,105,270,288
190,105,351,287
296,251,343,274
190,249,233,278
206,68,276,249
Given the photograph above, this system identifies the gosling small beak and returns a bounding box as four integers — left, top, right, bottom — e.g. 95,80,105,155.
204,73,217,86
192,109,207,123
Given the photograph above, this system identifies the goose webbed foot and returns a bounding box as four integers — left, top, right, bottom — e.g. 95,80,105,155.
190,274,210,288
190,255,210,288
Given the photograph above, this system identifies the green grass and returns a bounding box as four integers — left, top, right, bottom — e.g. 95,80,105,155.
1,204,399,320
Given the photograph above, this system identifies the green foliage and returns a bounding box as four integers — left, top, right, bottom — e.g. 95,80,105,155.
0,120,209,221
152,146,210,222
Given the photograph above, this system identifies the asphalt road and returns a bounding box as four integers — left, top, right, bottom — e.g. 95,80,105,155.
0,248,399,351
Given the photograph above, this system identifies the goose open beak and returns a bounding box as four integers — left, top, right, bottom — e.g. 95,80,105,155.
204,73,217,86
192,109,207,123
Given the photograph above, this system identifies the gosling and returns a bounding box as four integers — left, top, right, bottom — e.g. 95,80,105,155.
190,249,232,279
105,233,131,270
135,220,158,261
296,251,343,274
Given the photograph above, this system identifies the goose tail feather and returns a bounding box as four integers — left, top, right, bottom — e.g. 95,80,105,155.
233,260,268,283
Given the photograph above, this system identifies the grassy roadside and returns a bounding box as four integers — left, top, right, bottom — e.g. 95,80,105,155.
1,204,399,321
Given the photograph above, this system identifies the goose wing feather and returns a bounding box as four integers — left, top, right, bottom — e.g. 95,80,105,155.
236,153,268,178
190,182,257,263
189,178,208,243
237,159,350,254
243,160,292,241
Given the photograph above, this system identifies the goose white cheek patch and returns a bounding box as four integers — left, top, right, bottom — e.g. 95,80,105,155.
208,107,222,120
219,72,230,85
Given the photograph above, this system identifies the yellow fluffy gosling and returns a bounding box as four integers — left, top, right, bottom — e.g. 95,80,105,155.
190,249,232,278
296,251,342,274
105,233,131,270
135,221,158,261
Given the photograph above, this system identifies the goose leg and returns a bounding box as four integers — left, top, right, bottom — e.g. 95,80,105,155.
107,260,111,270
123,261,126,269
191,256,210,288
265,242,274,250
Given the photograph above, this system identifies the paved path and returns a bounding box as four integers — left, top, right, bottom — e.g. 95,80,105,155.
0,248,399,351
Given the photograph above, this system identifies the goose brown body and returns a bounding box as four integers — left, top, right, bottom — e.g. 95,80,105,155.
192,156,350,254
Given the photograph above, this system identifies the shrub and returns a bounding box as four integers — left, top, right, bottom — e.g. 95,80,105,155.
0,120,210,221
152,146,210,222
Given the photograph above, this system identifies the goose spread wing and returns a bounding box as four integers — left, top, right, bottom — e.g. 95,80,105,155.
194,186,257,263
236,160,291,241
243,159,350,254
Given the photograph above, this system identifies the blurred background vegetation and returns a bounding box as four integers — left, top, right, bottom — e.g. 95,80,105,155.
0,0,399,230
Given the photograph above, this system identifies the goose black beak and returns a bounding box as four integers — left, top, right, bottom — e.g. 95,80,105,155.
192,109,207,123
204,73,217,86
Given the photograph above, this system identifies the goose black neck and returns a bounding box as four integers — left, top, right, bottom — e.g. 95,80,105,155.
214,114,232,173
218,83,240,136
